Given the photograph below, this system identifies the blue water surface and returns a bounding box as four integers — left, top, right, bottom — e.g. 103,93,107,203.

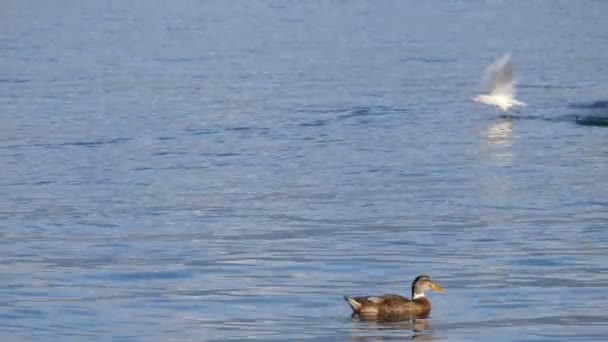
1,1,607,341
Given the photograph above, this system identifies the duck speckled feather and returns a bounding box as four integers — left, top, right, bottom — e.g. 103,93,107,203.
343,275,444,320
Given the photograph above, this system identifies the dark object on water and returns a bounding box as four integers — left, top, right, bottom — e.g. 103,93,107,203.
569,100,608,110
568,100,608,126
575,116,608,127
343,275,444,320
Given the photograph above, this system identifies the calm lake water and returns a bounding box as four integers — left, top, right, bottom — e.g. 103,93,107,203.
1,1,607,341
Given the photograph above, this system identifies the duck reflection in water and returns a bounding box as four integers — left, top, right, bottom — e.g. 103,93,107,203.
349,317,436,341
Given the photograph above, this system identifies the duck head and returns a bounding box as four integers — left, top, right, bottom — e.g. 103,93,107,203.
411,275,444,299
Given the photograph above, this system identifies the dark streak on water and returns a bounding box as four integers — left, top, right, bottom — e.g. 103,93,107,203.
501,110,608,127
569,100,608,110
1,1,608,341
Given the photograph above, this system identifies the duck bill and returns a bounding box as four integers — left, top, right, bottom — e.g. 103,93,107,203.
431,283,444,293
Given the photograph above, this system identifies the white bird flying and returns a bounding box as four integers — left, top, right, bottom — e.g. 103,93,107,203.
472,53,526,111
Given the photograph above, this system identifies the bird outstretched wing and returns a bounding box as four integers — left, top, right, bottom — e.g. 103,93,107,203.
483,53,515,97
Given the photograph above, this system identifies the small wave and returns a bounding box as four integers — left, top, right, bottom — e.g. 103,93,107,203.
297,105,403,127
519,84,577,89
5,137,133,150
224,126,253,132
498,114,608,127
444,315,608,329
98,270,193,281
63,137,131,147
186,126,271,135
498,114,545,121
200,152,239,157
152,151,187,156
401,56,456,63
568,100,608,109
0,78,29,84
336,107,372,120
575,116,608,126
184,128,218,135
299,119,329,127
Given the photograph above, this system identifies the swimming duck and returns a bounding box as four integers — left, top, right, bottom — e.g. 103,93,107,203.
343,275,444,320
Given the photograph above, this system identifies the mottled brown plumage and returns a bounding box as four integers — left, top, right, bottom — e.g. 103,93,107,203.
344,275,443,320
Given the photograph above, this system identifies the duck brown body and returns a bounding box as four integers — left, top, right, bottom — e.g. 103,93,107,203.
346,294,432,319
343,275,443,320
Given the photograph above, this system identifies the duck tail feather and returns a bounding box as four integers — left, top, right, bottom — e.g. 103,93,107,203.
343,296,362,312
